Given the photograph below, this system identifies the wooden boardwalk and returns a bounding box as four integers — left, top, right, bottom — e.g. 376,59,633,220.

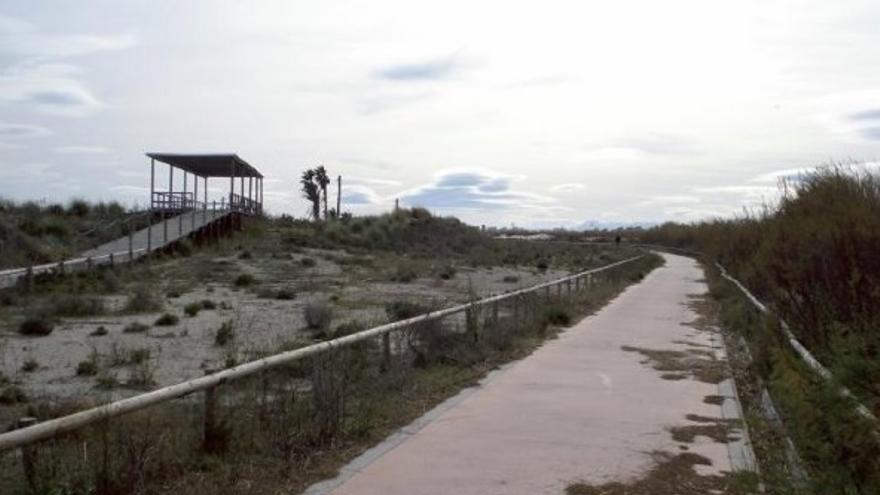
80,210,229,259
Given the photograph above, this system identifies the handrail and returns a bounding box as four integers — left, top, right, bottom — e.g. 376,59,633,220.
0,254,644,452
715,263,878,425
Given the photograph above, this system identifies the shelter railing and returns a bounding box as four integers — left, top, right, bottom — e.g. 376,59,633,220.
230,193,260,215
151,192,194,212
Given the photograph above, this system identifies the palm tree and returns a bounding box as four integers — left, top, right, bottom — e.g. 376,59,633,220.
315,165,330,220
300,169,321,221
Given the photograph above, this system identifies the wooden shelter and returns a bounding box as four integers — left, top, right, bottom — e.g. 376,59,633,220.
146,153,264,216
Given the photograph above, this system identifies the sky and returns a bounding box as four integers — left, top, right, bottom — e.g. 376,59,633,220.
1,0,879,228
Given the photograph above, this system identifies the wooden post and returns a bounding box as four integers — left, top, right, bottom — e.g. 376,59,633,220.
204,177,208,224
193,173,198,231
492,300,499,324
169,163,174,211
381,332,391,372
127,219,134,264
557,283,562,298
545,286,550,299
18,416,38,493
26,265,34,293
86,257,93,270
150,158,155,211
575,276,580,291
567,279,572,295
248,176,253,212
178,211,183,236
229,158,235,213
512,294,519,322
203,369,224,453
108,253,114,266
336,175,342,218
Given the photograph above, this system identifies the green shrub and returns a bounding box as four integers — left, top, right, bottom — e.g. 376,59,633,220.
154,313,179,326
390,263,419,283
300,257,317,267
0,385,27,405
128,348,151,365
200,299,217,310
536,260,549,271
123,322,149,333
90,326,109,337
234,273,256,287
52,295,105,317
184,302,202,317
304,302,333,332
76,358,99,376
385,300,430,321
275,288,296,300
543,306,572,326
19,316,54,336
502,275,520,283
21,358,39,372
125,284,162,312
215,320,235,346
436,264,456,280
238,250,253,260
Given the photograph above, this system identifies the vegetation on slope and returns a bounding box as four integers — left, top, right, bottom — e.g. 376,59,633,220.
640,165,880,493
0,199,148,269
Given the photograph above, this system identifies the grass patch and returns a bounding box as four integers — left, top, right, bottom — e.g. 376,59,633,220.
215,320,235,347
234,273,257,287
183,302,202,317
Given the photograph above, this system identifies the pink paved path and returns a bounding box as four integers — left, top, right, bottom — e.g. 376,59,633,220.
313,253,745,495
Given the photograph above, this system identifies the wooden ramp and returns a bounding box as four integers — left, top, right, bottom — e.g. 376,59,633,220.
80,210,229,259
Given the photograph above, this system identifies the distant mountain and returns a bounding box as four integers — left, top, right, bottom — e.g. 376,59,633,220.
574,220,659,231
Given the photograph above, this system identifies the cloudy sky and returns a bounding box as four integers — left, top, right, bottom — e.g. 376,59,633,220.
1,1,879,227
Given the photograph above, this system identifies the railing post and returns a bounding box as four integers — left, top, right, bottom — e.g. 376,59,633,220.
556,283,562,298
86,257,93,271
466,305,479,343
567,279,572,295
492,300,499,324
381,332,391,372
128,220,134,264
178,210,183,236
512,294,519,322
26,265,34,293
17,416,38,493
544,286,550,299
203,369,225,453
57,260,65,276
108,253,114,266
575,276,580,291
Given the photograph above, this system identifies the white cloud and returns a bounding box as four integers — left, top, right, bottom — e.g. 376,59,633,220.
54,145,109,154
0,15,134,58
0,122,51,138
550,183,585,193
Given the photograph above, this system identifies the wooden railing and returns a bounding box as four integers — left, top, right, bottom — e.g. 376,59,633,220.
0,254,644,453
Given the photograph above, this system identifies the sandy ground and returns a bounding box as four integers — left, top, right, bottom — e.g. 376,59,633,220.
0,247,571,403
309,253,746,495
